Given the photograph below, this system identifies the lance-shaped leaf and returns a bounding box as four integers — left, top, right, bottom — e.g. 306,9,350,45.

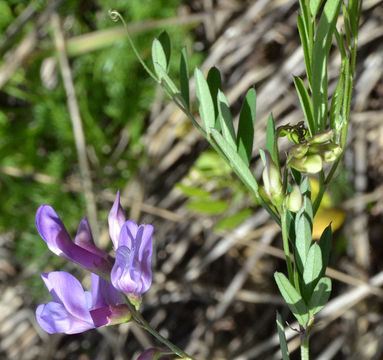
318,224,332,278
207,67,223,127
330,62,345,132
312,0,342,131
302,243,323,301
217,90,236,148
310,0,324,17
294,76,314,136
210,128,258,194
158,31,171,71
180,48,190,109
195,68,215,136
274,272,309,326
297,14,312,86
309,277,332,315
237,88,256,166
276,312,291,360
152,38,167,78
266,114,278,166
294,178,313,274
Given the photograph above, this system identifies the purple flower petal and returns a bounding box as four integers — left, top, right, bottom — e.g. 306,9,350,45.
36,206,113,276
41,272,93,323
111,246,137,294
36,302,94,334
136,224,153,292
117,220,138,248
75,217,110,259
108,190,126,249
36,205,74,258
91,273,122,309
111,221,153,295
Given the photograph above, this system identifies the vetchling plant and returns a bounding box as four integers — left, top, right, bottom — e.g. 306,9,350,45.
34,1,362,359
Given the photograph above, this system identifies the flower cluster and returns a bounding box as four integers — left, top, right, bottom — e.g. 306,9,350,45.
287,129,342,174
35,191,153,334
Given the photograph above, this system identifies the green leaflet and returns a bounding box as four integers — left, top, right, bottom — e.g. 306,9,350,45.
330,63,345,133
318,224,332,278
312,0,342,131
207,67,223,126
195,68,216,136
237,88,256,166
217,90,236,148
274,272,309,326
310,0,324,17
309,277,332,315
187,199,228,215
180,48,190,110
158,31,171,71
276,312,291,360
294,178,313,274
175,184,210,198
215,209,252,231
266,114,278,166
210,129,259,194
294,76,314,136
152,38,168,79
302,243,323,301
297,14,312,87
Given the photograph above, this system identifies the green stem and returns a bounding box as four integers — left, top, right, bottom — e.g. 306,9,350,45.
281,209,294,283
312,170,325,216
125,299,196,360
300,332,310,360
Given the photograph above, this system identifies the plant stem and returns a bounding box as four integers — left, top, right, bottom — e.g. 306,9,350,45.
312,170,325,216
300,332,310,360
125,298,196,360
280,209,294,283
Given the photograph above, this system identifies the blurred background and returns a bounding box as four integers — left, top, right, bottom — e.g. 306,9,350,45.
1,0,383,359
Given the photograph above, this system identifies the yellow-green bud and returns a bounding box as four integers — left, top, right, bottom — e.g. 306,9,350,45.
289,154,323,174
307,129,334,144
289,144,309,159
322,144,342,162
262,151,283,205
285,185,302,212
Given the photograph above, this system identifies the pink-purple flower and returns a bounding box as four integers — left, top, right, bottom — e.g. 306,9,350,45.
111,220,153,296
36,272,131,334
35,190,154,334
108,191,153,298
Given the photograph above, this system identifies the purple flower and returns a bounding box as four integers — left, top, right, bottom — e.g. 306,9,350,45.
36,271,131,334
111,220,153,297
36,205,113,277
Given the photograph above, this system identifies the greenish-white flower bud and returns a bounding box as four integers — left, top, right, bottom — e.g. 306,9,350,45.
289,144,309,159
289,154,323,174
322,144,342,162
285,185,302,212
308,129,334,144
262,151,283,205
